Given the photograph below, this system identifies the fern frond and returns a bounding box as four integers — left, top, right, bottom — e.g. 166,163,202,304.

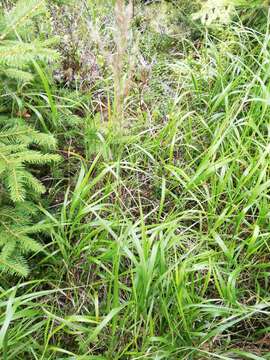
22,171,46,194
3,68,34,82
0,241,16,258
0,124,38,143
17,222,51,235
31,132,58,149
0,0,59,276
6,164,26,202
17,151,61,164
0,254,29,276
0,160,5,175
0,202,38,218
1,0,46,40
15,201,39,216
15,235,43,253
0,144,27,154
0,206,47,276
0,124,58,148
0,205,32,224
1,144,60,201
0,41,58,69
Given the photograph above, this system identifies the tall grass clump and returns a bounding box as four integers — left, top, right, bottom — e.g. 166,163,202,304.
0,1,269,359
33,14,270,358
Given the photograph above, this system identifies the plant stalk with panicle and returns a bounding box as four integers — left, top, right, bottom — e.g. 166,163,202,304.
88,0,136,131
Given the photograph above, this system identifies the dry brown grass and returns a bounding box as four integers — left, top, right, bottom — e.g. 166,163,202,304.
89,0,136,130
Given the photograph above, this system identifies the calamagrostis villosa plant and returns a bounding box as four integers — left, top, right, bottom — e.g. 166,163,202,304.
88,0,135,130
112,0,133,126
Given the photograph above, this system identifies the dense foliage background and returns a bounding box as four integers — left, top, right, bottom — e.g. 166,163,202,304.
0,0,269,359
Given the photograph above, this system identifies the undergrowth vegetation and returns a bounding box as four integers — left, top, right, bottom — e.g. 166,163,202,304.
0,0,269,359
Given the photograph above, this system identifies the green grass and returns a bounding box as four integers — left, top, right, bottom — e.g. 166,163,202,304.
1,1,270,359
